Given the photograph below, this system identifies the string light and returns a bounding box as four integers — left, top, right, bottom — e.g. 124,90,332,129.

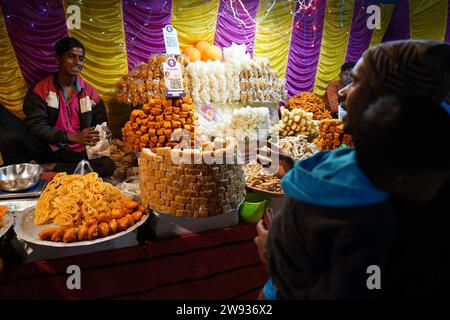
125,1,157,53
4,0,360,57
339,0,345,27
229,0,256,29
228,0,277,32
228,0,318,33
5,1,53,31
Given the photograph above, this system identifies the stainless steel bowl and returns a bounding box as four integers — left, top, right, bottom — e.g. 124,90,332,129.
0,163,43,192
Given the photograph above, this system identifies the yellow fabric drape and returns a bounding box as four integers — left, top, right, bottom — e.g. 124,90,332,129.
313,0,354,97
171,0,220,50
369,3,395,48
410,0,448,42
64,0,128,107
253,0,296,78
0,7,27,117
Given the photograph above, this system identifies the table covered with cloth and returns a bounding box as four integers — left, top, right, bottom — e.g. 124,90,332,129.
0,219,267,300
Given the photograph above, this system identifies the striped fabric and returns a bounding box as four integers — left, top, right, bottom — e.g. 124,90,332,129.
1,1,450,122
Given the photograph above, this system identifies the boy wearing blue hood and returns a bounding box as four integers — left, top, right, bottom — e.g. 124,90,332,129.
266,95,450,299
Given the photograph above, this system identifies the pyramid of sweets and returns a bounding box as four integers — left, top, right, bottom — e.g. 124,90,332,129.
314,119,353,150
121,96,198,152
139,142,246,218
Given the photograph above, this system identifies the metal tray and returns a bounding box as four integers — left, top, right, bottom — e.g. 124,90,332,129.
0,180,48,199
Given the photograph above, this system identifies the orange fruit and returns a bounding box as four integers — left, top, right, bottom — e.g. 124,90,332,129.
195,40,210,54
183,46,201,62
202,45,222,62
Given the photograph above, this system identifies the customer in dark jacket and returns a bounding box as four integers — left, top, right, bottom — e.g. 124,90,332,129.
0,37,115,177
257,40,450,299
267,95,449,299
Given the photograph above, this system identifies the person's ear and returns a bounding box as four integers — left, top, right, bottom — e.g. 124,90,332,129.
56,55,62,66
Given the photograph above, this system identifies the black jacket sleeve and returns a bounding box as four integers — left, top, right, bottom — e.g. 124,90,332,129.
267,198,397,299
91,99,108,127
23,90,68,144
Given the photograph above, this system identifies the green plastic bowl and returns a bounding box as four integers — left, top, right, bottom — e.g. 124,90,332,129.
239,193,270,224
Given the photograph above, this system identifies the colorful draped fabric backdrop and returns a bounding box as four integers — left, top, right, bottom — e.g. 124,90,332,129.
1,0,450,117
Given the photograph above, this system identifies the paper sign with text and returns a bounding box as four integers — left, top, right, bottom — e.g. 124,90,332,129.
164,57,184,97
163,25,181,55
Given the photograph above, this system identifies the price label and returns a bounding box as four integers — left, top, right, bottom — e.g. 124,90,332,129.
163,24,180,55
163,57,184,98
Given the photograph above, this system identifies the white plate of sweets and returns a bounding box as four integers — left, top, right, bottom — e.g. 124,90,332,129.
14,206,148,247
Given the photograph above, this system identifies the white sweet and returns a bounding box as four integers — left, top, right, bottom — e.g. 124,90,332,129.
187,43,285,105
270,107,319,137
204,106,270,140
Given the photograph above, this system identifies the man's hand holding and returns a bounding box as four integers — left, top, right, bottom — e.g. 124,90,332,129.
254,220,269,264
67,128,100,146
257,142,295,178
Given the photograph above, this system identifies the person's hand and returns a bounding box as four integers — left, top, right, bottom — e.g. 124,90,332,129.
254,220,269,264
67,128,100,146
257,142,295,178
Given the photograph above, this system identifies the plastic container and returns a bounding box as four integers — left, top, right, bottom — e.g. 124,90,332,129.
239,193,271,224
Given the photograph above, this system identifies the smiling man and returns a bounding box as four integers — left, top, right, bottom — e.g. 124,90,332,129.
0,37,115,177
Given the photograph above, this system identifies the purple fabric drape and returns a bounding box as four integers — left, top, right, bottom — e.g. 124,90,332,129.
214,0,259,55
122,0,172,71
345,0,377,63
285,0,326,97
445,0,450,44
382,0,410,42
1,0,68,88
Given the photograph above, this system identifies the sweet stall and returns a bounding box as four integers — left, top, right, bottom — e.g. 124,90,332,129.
0,0,448,300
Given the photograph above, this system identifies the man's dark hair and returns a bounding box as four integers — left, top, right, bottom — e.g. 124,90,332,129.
354,94,450,175
341,62,356,72
54,37,84,56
